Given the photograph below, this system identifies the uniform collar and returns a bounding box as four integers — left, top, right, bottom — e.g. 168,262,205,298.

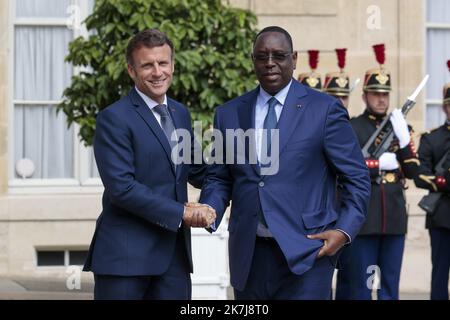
364,109,386,123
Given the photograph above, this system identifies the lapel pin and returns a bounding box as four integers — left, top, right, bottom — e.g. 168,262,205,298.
297,104,303,109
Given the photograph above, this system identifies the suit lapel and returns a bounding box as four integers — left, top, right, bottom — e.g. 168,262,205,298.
237,88,259,176
130,88,176,176
276,80,308,155
167,98,186,179
259,80,308,180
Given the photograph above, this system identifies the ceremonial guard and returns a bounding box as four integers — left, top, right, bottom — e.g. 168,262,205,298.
347,44,420,300
324,48,350,108
414,60,450,300
324,48,353,299
298,50,322,91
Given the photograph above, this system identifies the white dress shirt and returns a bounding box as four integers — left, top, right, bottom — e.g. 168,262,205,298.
255,80,292,162
254,80,292,237
135,86,168,127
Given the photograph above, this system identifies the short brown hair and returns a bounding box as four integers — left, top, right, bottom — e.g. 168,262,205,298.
126,29,174,66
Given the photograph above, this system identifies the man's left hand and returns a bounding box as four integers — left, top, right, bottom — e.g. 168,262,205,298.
184,202,216,227
307,230,348,259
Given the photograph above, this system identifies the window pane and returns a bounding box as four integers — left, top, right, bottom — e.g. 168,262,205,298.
426,29,450,100
14,105,74,179
88,147,99,178
69,250,88,265
16,0,71,18
37,251,65,266
427,0,450,24
88,0,96,13
14,26,73,101
426,104,447,129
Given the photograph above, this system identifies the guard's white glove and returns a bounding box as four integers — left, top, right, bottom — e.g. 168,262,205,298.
379,152,399,170
390,109,410,148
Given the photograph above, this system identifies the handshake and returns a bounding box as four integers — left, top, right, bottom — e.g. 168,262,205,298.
183,203,217,228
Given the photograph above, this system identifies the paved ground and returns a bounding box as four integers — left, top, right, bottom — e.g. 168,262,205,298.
0,277,94,300
0,233,437,300
0,276,431,300
0,202,442,300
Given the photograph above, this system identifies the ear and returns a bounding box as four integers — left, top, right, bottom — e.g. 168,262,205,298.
362,92,367,105
127,64,136,81
292,51,298,70
442,103,450,114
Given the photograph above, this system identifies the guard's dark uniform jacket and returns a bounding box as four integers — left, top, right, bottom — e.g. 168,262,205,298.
351,110,419,235
414,123,450,230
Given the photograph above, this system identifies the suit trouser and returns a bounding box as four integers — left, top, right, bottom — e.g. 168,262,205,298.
93,230,191,300
348,234,405,300
335,246,352,300
429,228,450,300
234,237,335,300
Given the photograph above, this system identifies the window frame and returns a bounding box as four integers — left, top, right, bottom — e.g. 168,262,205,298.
8,0,102,193
36,248,89,268
424,0,450,129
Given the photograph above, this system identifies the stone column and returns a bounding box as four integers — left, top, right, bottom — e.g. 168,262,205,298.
0,0,10,274
0,0,10,196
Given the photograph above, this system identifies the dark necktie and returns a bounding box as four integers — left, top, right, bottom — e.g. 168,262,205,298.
153,104,178,164
257,97,279,228
261,97,279,166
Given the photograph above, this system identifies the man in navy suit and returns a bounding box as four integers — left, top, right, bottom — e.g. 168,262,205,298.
196,26,370,299
84,29,215,300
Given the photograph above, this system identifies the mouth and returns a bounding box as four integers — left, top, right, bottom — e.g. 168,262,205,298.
147,78,166,87
262,73,281,81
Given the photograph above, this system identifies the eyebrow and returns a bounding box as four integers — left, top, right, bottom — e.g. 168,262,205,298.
139,59,170,67
254,50,290,53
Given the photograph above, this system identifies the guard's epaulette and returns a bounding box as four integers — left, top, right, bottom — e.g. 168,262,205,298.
421,127,438,136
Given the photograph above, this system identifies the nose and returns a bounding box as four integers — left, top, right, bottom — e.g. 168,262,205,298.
153,63,163,76
265,57,276,68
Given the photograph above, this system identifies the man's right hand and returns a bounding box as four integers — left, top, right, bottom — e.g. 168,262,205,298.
379,152,399,170
183,203,216,228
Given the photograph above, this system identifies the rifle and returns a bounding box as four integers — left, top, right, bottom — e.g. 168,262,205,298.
349,78,361,93
361,75,430,159
418,149,450,214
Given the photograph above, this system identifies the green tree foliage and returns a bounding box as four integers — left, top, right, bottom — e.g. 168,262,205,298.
58,0,259,146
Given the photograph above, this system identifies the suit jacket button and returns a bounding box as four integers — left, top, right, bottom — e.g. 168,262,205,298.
259,181,265,187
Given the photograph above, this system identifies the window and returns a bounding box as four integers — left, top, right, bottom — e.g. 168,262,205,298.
36,249,89,267
425,0,450,129
10,0,100,189
69,250,89,265
37,250,65,266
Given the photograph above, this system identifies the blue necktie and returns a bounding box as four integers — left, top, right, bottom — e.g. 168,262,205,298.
261,97,278,165
153,104,178,166
257,97,278,228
